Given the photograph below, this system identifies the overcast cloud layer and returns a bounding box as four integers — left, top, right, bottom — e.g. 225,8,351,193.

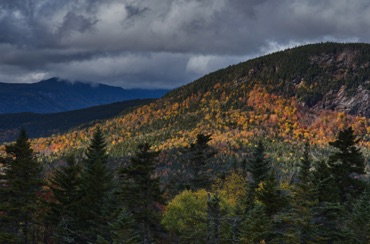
0,0,369,88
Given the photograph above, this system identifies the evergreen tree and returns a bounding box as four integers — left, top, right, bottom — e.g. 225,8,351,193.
282,143,320,243
47,155,82,243
245,140,271,211
313,202,345,242
187,134,217,191
118,143,162,244
239,205,272,243
207,193,221,244
109,207,139,244
312,160,338,203
328,127,366,205
312,160,344,242
168,134,217,194
0,129,43,243
297,142,311,186
254,171,287,217
248,140,270,188
78,127,114,242
344,186,370,243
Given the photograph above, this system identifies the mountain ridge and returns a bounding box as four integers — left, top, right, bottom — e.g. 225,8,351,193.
0,99,155,143
0,77,169,114
166,42,370,117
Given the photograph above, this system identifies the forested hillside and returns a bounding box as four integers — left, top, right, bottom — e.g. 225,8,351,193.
1,42,370,243
0,99,155,143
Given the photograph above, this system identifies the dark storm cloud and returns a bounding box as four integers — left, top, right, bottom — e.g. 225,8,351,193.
57,12,98,38
0,0,370,88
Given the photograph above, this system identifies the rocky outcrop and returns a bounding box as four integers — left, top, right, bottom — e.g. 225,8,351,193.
315,85,370,117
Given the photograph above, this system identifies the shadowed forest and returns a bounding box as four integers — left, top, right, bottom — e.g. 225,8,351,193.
0,126,369,243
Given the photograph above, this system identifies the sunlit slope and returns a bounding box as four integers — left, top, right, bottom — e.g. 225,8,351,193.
3,43,369,165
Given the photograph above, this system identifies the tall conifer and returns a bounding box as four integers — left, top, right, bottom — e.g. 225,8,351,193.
187,134,217,190
47,156,82,243
245,140,270,210
0,129,43,243
78,127,114,242
284,143,320,243
328,127,365,204
248,140,270,188
118,143,162,244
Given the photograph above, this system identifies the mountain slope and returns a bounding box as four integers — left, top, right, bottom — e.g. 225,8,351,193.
0,77,168,114
0,99,155,143
168,42,370,116
2,43,370,175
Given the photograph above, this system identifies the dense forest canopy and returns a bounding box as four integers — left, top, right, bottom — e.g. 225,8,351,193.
0,127,369,243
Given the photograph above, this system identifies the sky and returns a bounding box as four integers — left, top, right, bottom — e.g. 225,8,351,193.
0,0,369,89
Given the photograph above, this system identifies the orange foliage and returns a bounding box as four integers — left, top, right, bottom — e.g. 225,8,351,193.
4,83,366,162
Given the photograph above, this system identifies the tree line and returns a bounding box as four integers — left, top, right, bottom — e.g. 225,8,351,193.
0,127,369,243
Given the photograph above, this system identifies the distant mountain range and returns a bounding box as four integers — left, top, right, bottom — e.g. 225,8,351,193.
0,77,169,114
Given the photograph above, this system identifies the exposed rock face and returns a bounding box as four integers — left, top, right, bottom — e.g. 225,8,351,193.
315,85,370,117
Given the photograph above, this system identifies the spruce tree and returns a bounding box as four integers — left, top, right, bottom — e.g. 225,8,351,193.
328,127,366,205
245,140,270,211
312,160,338,203
47,155,82,243
0,129,43,243
78,127,114,242
248,140,270,188
239,205,272,243
254,171,286,217
312,160,344,242
109,206,139,244
118,143,162,244
284,143,320,243
168,134,217,194
344,186,370,243
187,134,217,190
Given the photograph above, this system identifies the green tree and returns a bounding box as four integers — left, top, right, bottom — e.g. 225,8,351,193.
162,189,234,243
0,129,43,243
328,127,366,205
187,134,217,191
118,143,162,244
248,140,270,188
239,205,272,243
312,160,344,242
344,186,370,243
46,156,82,243
297,142,312,187
254,171,287,217
78,127,114,242
167,134,217,196
292,143,319,243
212,170,248,242
246,140,271,211
281,143,321,243
312,160,338,203
109,207,139,244
162,189,209,243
